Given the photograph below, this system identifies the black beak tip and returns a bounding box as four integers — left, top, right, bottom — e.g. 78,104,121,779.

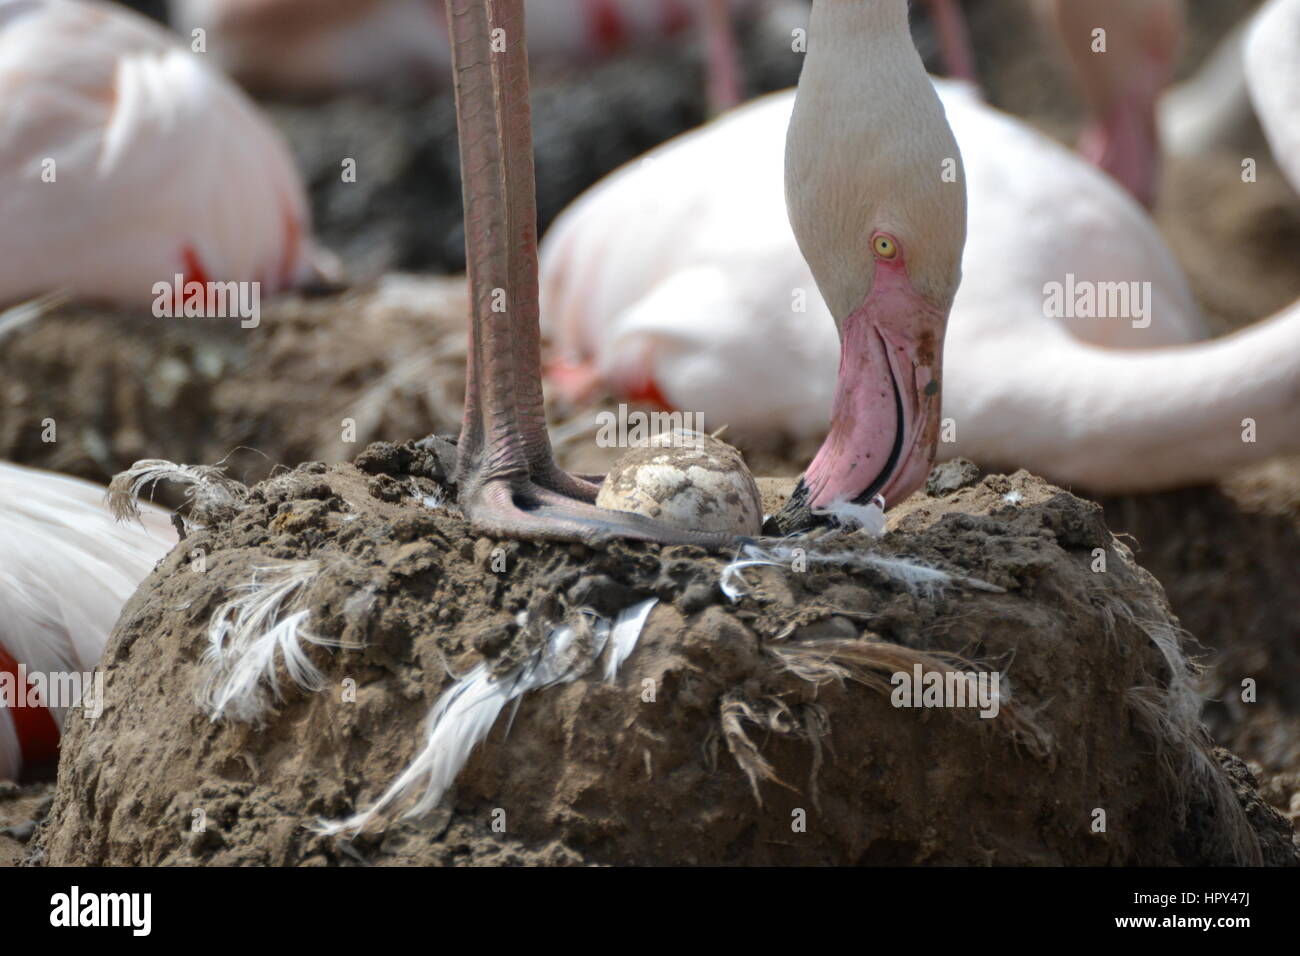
767,477,819,536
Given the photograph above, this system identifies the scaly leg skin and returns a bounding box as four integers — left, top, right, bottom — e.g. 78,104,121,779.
444,0,738,549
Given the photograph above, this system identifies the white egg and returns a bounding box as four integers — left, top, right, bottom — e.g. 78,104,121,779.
596,431,763,536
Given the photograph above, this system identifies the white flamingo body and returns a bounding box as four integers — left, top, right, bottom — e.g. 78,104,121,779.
543,93,837,436
0,463,176,779
0,0,315,308
968,0,1299,490
540,78,1248,494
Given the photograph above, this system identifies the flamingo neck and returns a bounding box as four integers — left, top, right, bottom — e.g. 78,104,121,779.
965,300,1300,491
810,0,910,35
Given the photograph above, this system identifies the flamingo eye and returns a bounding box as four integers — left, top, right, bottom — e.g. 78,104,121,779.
873,235,898,259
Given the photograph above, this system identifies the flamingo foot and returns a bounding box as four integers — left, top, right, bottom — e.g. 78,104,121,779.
444,0,744,550
458,475,743,548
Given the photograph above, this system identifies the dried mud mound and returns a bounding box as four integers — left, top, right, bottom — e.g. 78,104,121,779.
1099,462,1300,823
34,449,1297,866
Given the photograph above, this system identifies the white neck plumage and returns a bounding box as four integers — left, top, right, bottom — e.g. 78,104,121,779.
787,0,965,321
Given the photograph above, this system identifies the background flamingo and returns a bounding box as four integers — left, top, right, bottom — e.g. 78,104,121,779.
0,0,319,308
0,462,175,781
0,0,302,779
167,0,755,102
1033,0,1185,208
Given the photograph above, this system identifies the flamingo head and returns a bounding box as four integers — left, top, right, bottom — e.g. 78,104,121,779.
777,0,968,530
799,231,948,514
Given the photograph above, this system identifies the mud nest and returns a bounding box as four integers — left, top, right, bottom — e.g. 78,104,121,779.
33,445,1298,866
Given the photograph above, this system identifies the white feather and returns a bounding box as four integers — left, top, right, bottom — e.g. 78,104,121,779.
200,560,337,724
108,458,246,526
720,554,786,603
317,626,578,836
0,292,68,342
603,597,659,682
314,659,509,836
320,598,659,835
719,541,1001,603
811,496,887,536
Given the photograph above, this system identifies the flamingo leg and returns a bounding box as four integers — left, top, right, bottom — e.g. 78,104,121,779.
701,0,742,114
920,0,979,84
444,0,739,547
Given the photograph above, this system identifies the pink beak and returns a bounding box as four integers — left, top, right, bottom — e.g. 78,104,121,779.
798,255,947,516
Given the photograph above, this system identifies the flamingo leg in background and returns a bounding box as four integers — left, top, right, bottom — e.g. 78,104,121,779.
444,0,735,546
1036,0,1185,208
702,0,742,113
920,0,978,83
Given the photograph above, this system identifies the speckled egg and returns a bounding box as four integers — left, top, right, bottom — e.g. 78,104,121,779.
595,431,763,536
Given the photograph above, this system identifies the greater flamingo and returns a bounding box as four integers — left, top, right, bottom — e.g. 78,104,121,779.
540,0,1299,500
444,0,964,543
0,0,318,308
0,463,176,780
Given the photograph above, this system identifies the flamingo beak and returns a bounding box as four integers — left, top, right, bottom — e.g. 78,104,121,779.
775,258,946,531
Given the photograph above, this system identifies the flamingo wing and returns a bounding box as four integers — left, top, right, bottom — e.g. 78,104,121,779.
0,0,315,307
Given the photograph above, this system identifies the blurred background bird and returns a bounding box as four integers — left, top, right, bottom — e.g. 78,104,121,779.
0,462,175,781
0,0,322,309
1033,0,1186,208
160,0,979,106
165,0,756,104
